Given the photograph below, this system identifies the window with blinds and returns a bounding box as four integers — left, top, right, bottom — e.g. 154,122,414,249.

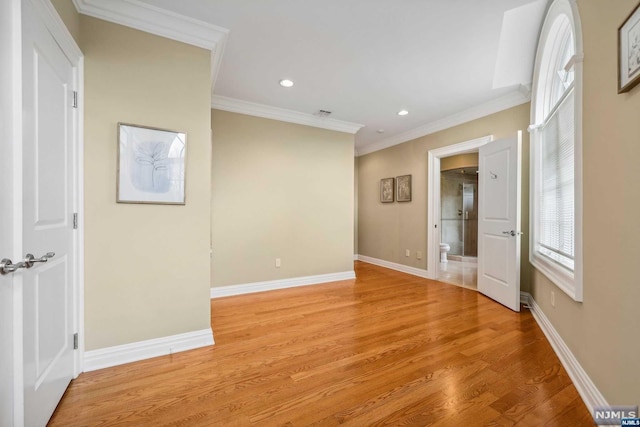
537,89,575,271
530,0,582,301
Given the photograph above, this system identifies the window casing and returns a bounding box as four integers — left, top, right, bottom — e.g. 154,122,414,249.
530,0,583,301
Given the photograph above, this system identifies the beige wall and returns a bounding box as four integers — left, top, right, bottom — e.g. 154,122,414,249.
529,0,640,404
211,110,355,287
51,0,80,44
357,104,531,291
79,16,212,350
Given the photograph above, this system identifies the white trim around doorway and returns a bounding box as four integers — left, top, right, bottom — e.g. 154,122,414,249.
427,135,493,282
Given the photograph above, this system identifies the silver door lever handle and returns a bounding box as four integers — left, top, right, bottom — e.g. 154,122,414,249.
24,252,55,268
502,230,516,236
0,258,27,275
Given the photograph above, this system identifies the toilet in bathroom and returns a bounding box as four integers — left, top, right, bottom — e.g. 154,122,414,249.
439,243,450,263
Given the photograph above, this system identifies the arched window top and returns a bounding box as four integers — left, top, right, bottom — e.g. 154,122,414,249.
532,0,583,125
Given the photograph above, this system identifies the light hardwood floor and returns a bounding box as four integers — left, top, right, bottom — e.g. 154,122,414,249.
49,262,592,426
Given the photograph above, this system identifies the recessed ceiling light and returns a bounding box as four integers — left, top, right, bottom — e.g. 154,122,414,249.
279,79,294,88
377,129,385,134
397,110,409,116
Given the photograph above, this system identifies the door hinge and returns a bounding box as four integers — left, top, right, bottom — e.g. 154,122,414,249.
72,91,78,108
73,333,78,350
73,212,78,229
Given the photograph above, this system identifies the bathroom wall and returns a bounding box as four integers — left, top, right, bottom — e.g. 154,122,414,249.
441,153,479,171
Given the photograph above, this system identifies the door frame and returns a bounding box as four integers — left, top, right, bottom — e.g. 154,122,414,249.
5,0,84,424
427,135,493,280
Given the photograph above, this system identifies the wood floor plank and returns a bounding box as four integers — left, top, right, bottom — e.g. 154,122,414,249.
49,262,592,426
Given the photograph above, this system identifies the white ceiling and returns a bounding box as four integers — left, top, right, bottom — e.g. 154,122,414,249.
137,0,547,154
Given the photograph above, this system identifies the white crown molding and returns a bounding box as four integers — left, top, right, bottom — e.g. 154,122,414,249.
72,0,229,89
212,95,364,135
356,255,434,280
357,89,531,156
209,35,227,95
210,270,356,299
72,0,228,50
83,328,214,372
521,292,608,415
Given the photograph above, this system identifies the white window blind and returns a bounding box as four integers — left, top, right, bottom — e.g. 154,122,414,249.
537,89,575,271
530,0,582,301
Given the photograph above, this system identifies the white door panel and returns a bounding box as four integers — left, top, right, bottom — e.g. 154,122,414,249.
482,235,510,283
478,133,522,312
22,0,76,424
483,150,511,220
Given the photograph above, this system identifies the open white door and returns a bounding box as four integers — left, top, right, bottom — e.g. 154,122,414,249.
478,132,522,312
22,0,77,424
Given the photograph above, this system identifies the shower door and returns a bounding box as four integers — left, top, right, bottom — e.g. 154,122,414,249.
462,182,478,257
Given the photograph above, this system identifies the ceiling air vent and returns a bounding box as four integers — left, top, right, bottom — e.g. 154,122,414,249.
314,110,332,117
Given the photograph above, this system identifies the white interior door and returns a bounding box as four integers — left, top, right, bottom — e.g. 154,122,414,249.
22,1,76,424
478,133,522,312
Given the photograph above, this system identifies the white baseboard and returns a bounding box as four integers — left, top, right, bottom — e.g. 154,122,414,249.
520,291,530,306
356,254,434,279
521,292,608,415
83,328,214,372
210,270,356,299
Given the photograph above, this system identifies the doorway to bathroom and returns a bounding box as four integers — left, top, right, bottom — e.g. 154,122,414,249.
427,136,492,290
438,159,479,288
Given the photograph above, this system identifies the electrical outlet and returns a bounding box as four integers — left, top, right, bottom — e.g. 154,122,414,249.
416,251,422,260
275,258,281,268
551,291,555,307
405,249,410,257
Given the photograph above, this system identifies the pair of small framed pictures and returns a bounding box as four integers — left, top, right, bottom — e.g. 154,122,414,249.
380,175,411,203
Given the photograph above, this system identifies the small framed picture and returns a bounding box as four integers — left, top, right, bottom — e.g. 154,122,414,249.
380,177,394,203
396,174,412,202
618,2,640,93
117,123,187,205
